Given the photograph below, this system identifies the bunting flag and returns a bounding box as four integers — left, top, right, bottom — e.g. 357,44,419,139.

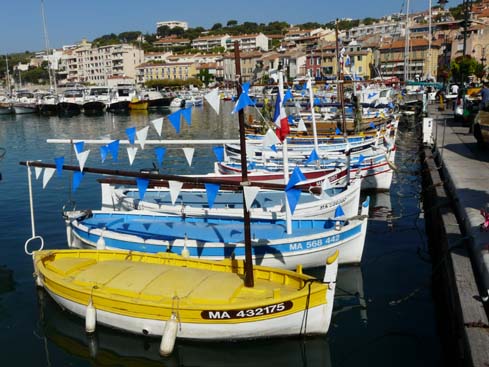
213,146,224,162
72,171,84,193
286,188,301,215
151,117,164,137
314,97,321,106
34,166,43,180
136,126,149,150
243,186,260,212
282,88,293,106
182,147,194,166
125,127,136,144
335,128,342,135
169,180,183,205
357,154,365,166
297,118,307,132
262,128,281,148
181,107,192,126
168,110,182,133
76,150,90,172
369,122,376,129
285,166,306,191
127,147,138,165
345,54,351,67
334,204,345,218
306,149,320,163
273,92,289,141
108,140,120,162
248,161,256,170
204,88,220,115
73,141,85,155
204,183,220,209
367,92,377,99
155,147,166,167
232,85,255,114
100,145,109,163
270,144,278,153
136,178,149,200
42,167,55,189
54,157,64,177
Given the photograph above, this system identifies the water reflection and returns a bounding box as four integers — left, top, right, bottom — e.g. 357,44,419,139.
37,288,332,367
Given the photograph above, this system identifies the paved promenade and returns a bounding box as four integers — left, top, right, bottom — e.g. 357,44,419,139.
426,104,489,366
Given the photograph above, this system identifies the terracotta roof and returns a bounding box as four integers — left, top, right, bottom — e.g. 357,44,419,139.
154,37,190,44
193,34,229,41
380,38,442,50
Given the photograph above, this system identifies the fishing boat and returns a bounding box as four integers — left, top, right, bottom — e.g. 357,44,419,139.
65,196,369,267
128,97,149,111
58,88,84,116
33,249,339,342
11,90,38,114
83,87,109,115
99,169,362,220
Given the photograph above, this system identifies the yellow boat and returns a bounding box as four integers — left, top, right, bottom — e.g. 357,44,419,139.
128,97,148,111
33,249,338,346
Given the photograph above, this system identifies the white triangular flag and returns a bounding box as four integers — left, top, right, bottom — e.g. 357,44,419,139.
34,166,43,179
297,118,307,132
262,128,281,148
204,88,220,115
182,147,194,166
243,186,260,212
42,167,55,189
151,117,163,137
136,126,149,149
77,150,90,172
169,180,184,205
127,146,138,166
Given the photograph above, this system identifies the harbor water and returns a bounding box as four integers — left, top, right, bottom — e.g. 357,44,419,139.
0,103,444,366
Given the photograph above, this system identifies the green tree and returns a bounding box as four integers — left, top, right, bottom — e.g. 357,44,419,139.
450,55,484,83
118,31,142,43
211,23,223,31
227,20,238,27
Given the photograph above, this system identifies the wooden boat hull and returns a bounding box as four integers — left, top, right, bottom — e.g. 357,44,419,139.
33,249,338,340
67,197,369,266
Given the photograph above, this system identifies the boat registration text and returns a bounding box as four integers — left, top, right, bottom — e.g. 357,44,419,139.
201,301,293,320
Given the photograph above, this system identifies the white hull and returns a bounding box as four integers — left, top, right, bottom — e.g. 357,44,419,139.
47,290,333,339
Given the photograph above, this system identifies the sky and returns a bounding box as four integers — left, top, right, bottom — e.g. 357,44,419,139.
1,0,465,54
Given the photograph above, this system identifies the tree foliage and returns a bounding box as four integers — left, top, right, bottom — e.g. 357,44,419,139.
450,55,484,83
92,33,120,47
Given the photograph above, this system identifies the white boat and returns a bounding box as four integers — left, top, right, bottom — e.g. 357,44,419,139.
83,87,109,114
106,85,137,112
58,89,84,115
100,170,362,220
12,90,38,114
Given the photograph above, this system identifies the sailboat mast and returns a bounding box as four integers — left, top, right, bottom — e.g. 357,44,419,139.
233,41,254,287
335,20,347,136
404,0,410,82
41,0,56,94
5,55,11,95
428,0,432,80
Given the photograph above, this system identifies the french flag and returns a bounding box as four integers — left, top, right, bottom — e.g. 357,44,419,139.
273,92,289,141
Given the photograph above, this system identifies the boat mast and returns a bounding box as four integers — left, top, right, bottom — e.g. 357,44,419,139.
335,20,347,136
41,0,57,94
427,0,432,80
233,41,254,287
5,55,11,95
404,0,411,82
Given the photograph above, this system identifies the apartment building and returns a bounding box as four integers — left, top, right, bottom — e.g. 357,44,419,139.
135,62,197,84
156,20,189,31
153,36,191,51
191,35,230,51
60,40,144,85
346,21,405,40
222,51,264,83
226,33,269,51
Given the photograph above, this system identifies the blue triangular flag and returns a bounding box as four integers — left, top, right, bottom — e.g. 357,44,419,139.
108,140,120,162
369,122,376,129
232,92,255,113
242,82,250,94
136,178,149,200
213,146,224,162
74,141,84,154
72,171,84,192
125,127,136,145
314,97,321,106
306,149,319,163
302,82,308,90
270,144,278,152
286,188,301,215
335,128,341,135
181,107,192,126
334,204,345,218
248,161,256,170
204,183,220,209
155,147,166,167
357,154,365,166
287,115,293,124
285,166,306,191
100,145,108,163
283,88,293,106
168,110,182,133
54,156,64,177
